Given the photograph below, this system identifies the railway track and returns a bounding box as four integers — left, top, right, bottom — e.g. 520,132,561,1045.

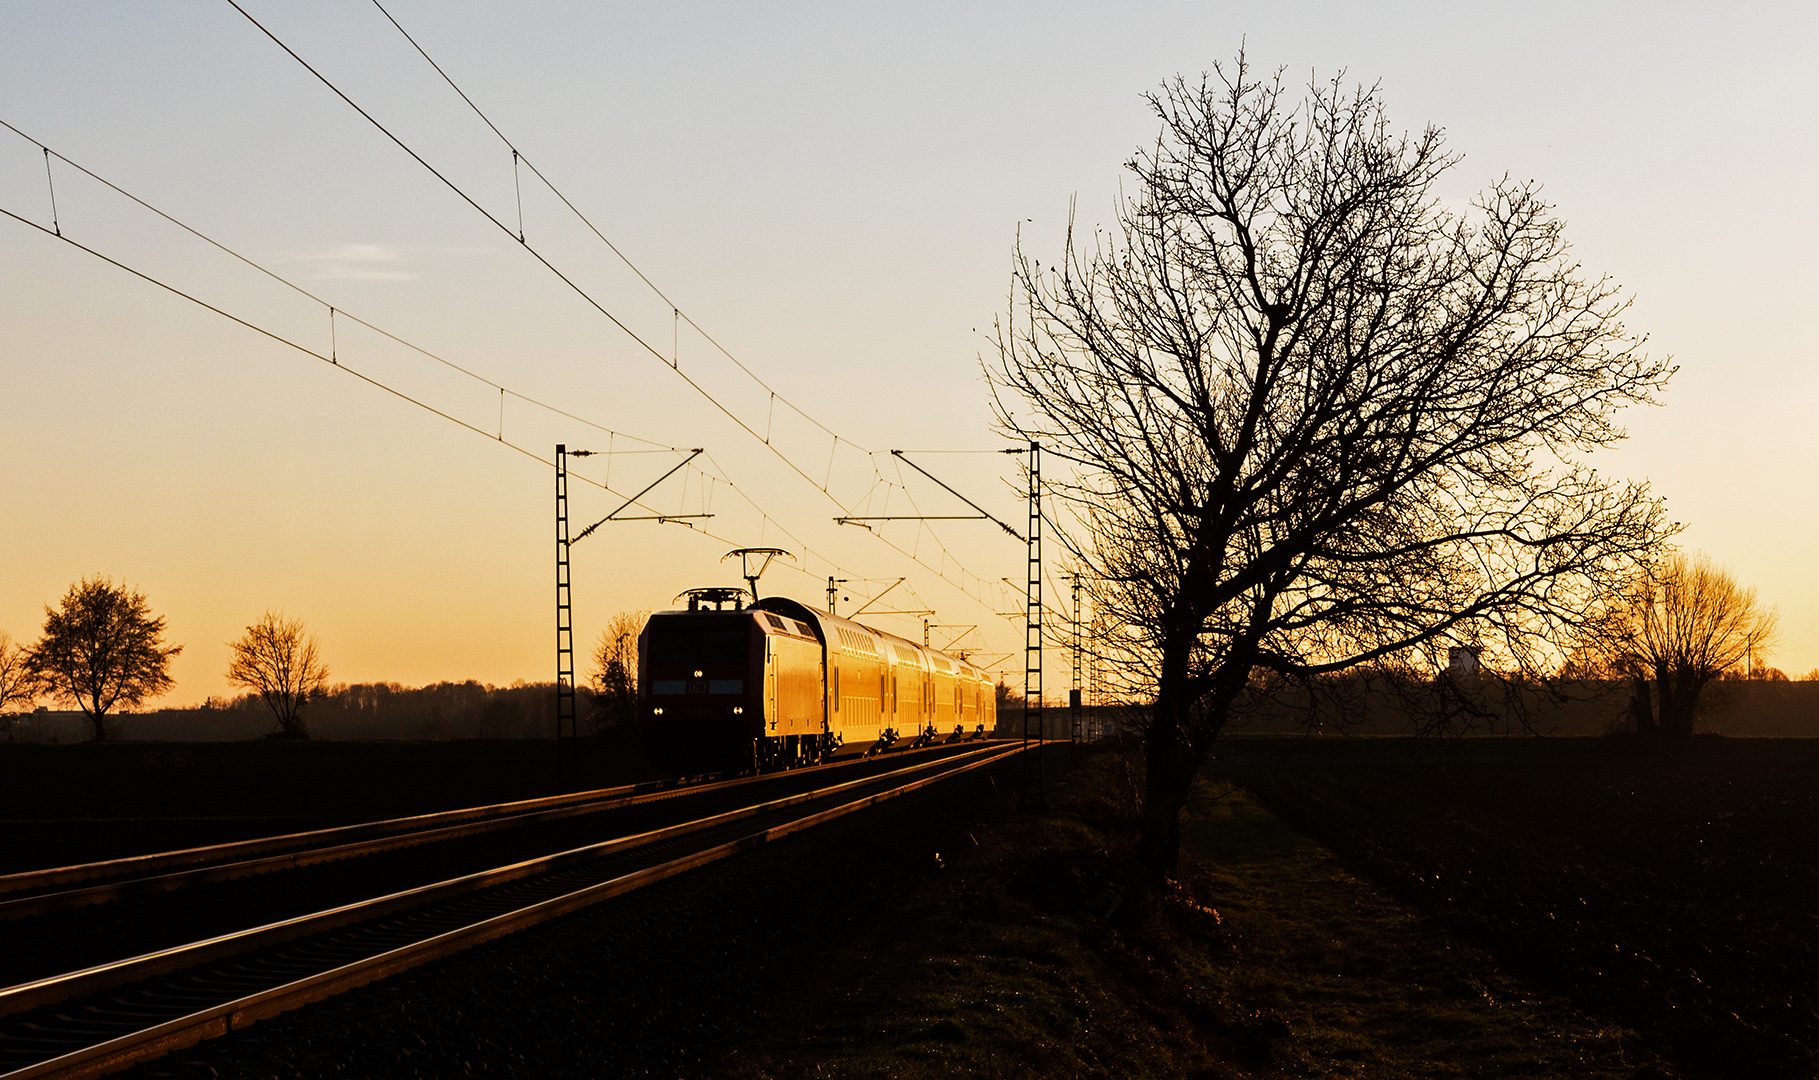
0,740,1026,1079
0,739,985,921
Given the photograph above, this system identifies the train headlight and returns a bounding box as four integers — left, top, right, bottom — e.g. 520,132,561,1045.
652,707,664,716
694,670,704,678
733,706,744,715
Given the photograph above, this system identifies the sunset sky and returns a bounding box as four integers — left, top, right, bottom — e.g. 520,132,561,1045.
4,1,1816,706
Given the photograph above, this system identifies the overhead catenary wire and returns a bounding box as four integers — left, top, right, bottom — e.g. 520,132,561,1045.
225,0,875,515
0,138,969,634
0,203,576,483
0,118,682,455
693,451,1014,621
366,0,849,448
41,146,60,235
270,1,1027,619
1,137,1008,651
12,205,937,608
23,11,1038,644
0,134,789,563
0,192,943,623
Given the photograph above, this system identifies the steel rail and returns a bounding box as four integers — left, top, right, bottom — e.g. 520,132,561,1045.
0,741,1025,1080
0,786,642,897
0,742,999,917
0,742,1012,1021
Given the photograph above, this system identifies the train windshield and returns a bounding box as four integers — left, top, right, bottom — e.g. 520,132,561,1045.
648,618,749,667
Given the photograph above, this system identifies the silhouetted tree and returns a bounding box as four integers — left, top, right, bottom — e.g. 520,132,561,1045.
1593,551,1777,739
1720,663,1788,682
993,56,1672,881
225,611,329,739
0,631,40,723
28,576,182,741
589,610,647,732
992,680,1027,731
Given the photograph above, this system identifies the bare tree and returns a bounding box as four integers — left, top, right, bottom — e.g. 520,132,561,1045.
0,631,40,726
226,611,329,739
28,576,182,741
993,57,1673,880
589,610,647,732
1596,551,1777,740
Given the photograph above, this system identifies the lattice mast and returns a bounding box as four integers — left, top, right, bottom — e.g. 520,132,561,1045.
555,444,577,787
1070,574,1083,744
1023,440,1043,804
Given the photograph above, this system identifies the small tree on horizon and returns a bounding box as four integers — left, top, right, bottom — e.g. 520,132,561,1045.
1591,551,1777,739
0,631,41,727
994,680,1026,716
589,610,647,732
28,576,182,741
225,611,330,739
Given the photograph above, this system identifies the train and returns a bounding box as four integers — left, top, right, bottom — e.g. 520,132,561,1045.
636,589,996,773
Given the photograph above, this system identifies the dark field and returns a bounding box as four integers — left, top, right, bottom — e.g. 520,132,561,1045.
38,741,1652,1080
9,735,1816,1077
0,738,651,874
1214,736,1819,1080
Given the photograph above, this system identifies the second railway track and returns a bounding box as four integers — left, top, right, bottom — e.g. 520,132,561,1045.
0,740,1028,1080
0,742,1004,990
0,738,994,917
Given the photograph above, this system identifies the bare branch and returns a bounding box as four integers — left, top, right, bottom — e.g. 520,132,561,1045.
989,53,1674,880
226,611,329,739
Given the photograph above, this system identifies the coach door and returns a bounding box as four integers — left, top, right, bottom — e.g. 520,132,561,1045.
766,638,778,731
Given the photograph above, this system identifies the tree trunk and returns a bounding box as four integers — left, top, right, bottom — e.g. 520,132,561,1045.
1140,629,1198,884
1140,659,1244,884
1629,678,1656,736
1141,721,1184,883
1137,595,1271,880
88,710,107,742
1659,671,1709,741
1657,675,1683,739
263,691,309,738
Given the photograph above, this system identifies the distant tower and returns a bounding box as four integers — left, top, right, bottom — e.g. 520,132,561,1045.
1448,646,1481,677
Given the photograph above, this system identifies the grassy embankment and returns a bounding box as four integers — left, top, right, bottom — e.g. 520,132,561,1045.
731,743,1664,1079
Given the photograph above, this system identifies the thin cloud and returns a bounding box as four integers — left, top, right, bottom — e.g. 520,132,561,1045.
295,243,419,281
312,266,419,281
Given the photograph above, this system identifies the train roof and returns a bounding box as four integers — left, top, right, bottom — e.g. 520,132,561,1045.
753,597,986,679
646,604,817,643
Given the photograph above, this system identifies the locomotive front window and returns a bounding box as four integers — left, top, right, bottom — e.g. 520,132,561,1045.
649,620,750,667
699,627,746,664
